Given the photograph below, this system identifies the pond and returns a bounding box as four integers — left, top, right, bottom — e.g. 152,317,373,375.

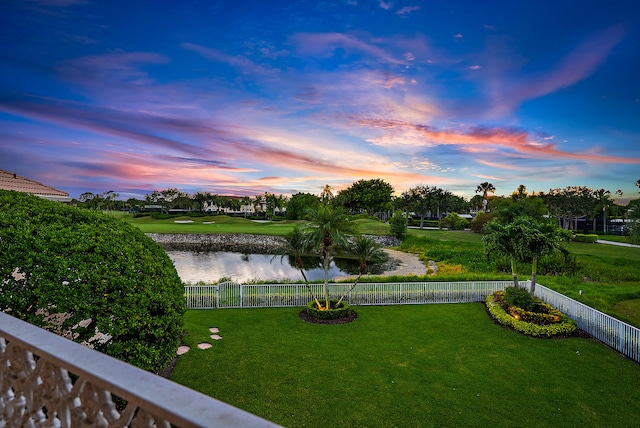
166,250,385,284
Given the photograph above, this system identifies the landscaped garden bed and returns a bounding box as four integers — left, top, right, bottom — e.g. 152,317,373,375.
486,288,577,337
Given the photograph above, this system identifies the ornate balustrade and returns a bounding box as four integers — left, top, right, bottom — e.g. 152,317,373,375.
0,311,279,427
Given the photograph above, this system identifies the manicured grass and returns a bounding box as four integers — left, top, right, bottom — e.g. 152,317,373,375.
123,214,391,236
171,305,640,427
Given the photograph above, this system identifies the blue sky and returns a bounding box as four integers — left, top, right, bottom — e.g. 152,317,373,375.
1,0,639,200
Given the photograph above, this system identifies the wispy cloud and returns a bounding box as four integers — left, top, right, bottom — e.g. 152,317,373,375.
484,24,626,116
349,117,640,164
289,32,408,65
396,6,420,17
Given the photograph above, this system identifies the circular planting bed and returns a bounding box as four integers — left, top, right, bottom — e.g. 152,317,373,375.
299,300,358,324
486,289,578,338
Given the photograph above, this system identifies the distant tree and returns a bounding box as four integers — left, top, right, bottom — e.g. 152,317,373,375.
253,194,264,218
336,179,394,217
286,193,320,220
320,184,334,203
400,185,437,229
389,209,408,239
511,184,528,202
476,182,496,212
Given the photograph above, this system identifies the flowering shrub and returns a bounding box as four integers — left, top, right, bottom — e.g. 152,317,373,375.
486,293,577,337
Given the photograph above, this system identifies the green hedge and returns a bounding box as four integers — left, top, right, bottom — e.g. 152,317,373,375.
573,234,598,243
0,190,184,373
486,294,577,337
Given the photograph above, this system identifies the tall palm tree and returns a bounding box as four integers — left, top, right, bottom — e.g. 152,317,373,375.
320,184,334,203
476,182,496,212
303,204,357,309
278,226,322,308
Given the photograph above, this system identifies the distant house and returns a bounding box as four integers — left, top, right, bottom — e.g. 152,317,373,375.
0,169,71,203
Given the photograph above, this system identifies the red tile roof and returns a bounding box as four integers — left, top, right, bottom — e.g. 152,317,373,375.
0,169,70,201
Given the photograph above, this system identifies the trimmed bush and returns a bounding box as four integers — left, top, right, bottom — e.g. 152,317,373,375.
306,300,353,320
574,234,598,243
504,286,534,311
0,190,185,373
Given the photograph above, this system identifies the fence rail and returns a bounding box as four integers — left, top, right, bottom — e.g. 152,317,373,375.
534,283,640,364
185,280,640,364
184,280,517,309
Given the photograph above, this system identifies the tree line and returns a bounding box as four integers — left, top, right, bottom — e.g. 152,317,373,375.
76,178,640,233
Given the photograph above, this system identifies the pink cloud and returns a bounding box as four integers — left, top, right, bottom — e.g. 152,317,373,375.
351,117,640,164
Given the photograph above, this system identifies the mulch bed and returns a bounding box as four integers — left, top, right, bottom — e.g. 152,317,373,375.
299,310,358,324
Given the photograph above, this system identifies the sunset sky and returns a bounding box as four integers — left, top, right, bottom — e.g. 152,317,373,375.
1,0,639,200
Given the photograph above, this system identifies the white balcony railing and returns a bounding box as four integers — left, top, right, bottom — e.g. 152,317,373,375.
0,311,280,427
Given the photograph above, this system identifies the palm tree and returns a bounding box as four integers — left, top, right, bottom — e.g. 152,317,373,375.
483,219,525,288
522,220,572,293
476,182,496,212
302,204,357,309
320,184,334,203
334,236,385,307
278,226,322,308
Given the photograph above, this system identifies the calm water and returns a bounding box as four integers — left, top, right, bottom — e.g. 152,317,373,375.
166,251,354,283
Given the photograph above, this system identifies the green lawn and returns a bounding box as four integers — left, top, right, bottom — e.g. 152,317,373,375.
123,214,391,236
171,304,640,427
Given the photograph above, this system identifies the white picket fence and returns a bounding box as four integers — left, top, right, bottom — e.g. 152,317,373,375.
184,280,640,364
184,280,516,309
534,283,640,364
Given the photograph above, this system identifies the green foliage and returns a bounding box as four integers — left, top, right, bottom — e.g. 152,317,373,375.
305,300,353,320
334,178,394,216
504,286,534,311
439,212,469,230
486,294,577,337
573,233,598,243
285,192,320,220
0,190,184,373
469,212,494,233
151,212,173,220
389,210,407,239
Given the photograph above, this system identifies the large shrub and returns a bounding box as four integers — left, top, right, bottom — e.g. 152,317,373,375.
0,190,184,373
439,213,469,230
389,209,407,239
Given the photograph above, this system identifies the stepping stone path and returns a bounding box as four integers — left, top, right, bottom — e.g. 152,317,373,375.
176,327,222,355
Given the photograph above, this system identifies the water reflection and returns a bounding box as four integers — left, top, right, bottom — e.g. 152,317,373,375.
167,251,361,284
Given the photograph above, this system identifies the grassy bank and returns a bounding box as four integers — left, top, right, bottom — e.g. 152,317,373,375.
171,304,640,427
